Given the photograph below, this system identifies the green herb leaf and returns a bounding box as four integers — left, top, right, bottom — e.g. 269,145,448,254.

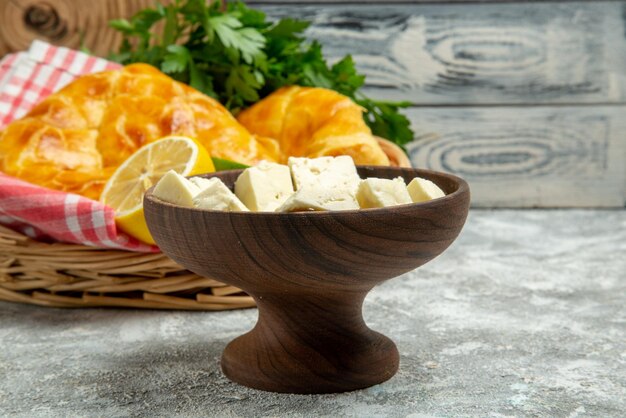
358,98,414,146
212,157,250,171
109,19,134,35
331,55,365,94
132,8,163,33
235,3,268,28
161,45,190,74
266,18,310,39
226,65,262,103
188,59,213,95
209,15,265,64
162,5,179,46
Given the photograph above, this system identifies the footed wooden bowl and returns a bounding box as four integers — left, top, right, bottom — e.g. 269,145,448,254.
144,166,470,394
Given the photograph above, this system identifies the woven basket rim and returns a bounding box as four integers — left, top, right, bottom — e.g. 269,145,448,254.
0,224,255,310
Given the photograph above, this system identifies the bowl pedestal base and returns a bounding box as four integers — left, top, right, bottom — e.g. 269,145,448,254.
220,292,399,394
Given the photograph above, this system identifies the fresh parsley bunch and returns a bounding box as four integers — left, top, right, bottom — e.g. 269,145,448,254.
109,0,414,146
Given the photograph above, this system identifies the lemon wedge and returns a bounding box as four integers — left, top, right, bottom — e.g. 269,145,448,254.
101,136,215,244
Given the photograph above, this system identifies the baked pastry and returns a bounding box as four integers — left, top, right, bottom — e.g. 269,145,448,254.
0,64,280,199
0,66,392,201
236,86,390,166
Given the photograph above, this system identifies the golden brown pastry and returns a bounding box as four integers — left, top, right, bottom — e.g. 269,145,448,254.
236,86,390,166
0,64,280,199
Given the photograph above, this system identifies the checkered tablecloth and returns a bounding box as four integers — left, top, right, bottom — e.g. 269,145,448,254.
0,41,156,252
0,40,121,127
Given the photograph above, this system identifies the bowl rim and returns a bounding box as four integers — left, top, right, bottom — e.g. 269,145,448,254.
144,166,470,216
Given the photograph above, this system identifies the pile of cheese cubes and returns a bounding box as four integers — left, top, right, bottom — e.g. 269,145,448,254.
152,156,445,212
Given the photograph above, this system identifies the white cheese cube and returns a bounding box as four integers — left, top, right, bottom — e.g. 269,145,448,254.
152,170,200,207
407,177,445,203
277,186,359,212
357,177,412,209
189,176,214,191
193,178,249,212
288,156,360,194
234,161,294,212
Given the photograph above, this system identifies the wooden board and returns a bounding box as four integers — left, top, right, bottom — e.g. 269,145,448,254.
405,105,626,207
259,1,626,105
0,0,166,58
0,0,624,207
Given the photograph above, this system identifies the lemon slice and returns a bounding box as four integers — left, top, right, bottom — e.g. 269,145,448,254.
101,136,215,244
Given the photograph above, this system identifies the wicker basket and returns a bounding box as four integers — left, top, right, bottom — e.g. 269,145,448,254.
0,138,410,310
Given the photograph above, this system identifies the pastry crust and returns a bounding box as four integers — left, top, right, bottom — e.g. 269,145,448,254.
0,64,280,199
237,86,390,166
0,68,391,200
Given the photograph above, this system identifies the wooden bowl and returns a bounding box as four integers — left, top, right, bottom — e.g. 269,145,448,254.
144,166,470,394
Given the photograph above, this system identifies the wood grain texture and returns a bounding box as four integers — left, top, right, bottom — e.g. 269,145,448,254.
405,105,626,207
1,1,624,207
259,1,626,105
0,0,171,57
144,166,470,393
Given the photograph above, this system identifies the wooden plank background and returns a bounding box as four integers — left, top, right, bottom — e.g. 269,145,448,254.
259,2,626,105
256,1,626,207
0,0,625,207
405,106,626,207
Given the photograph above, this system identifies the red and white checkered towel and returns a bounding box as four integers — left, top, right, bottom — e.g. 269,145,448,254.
0,41,157,252
0,40,121,126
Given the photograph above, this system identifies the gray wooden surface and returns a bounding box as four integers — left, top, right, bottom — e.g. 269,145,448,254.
2,210,625,416
256,1,626,207
407,106,626,207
